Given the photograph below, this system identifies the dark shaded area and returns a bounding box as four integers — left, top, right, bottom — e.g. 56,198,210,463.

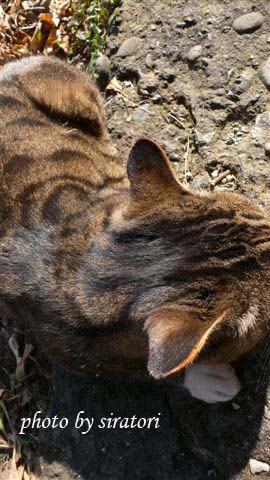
39,345,269,479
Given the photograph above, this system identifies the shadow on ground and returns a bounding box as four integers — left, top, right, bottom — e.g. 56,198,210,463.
39,344,269,480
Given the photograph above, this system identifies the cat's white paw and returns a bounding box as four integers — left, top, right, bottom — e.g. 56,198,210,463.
183,362,241,404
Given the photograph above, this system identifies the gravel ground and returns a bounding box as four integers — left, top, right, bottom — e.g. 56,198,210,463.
16,0,270,478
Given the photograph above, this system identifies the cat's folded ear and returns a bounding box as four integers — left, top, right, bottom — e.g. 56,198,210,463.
128,138,191,203
145,306,228,379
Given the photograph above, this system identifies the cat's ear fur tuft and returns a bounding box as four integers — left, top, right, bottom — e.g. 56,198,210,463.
145,307,228,379
128,138,191,203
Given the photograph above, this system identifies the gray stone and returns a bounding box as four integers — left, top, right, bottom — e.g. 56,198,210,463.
256,111,270,128
187,45,203,62
152,94,162,103
137,73,159,95
258,57,270,89
233,12,264,34
185,171,193,181
116,37,141,57
226,174,235,183
249,459,270,474
232,68,253,94
116,62,141,81
212,169,219,178
168,152,180,162
95,54,111,88
133,105,151,123
158,70,176,83
192,173,210,190
145,53,154,68
195,130,215,146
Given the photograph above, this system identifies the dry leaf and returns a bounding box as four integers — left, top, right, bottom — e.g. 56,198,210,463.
21,1,33,9
0,408,7,435
8,335,33,381
59,0,72,18
0,401,15,438
10,0,22,15
8,336,21,365
13,436,22,464
0,437,11,449
0,6,10,30
0,388,9,400
31,13,56,53
16,343,33,382
44,26,57,50
106,76,123,94
9,446,24,480
55,31,69,54
29,461,41,480
49,0,71,19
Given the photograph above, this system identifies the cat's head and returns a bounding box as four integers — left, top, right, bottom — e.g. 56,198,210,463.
111,138,270,379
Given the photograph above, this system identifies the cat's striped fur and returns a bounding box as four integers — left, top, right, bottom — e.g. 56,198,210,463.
0,56,270,381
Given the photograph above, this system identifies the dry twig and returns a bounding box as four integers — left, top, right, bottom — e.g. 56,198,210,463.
183,133,190,185
212,169,231,186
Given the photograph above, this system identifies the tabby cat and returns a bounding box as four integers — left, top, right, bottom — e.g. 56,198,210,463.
1,56,270,403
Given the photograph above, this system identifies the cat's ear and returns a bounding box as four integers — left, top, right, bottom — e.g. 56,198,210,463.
16,57,105,137
145,307,228,379
127,138,191,202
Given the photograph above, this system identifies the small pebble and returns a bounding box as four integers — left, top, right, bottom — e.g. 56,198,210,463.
116,37,141,57
95,54,111,88
232,402,240,410
256,111,270,128
201,57,209,66
152,94,162,103
187,45,203,62
195,130,215,146
265,143,270,156
232,68,253,94
145,53,154,68
185,171,193,181
212,170,219,178
192,174,210,190
249,459,270,474
258,57,270,89
169,152,180,162
137,74,159,95
133,105,150,123
233,12,264,34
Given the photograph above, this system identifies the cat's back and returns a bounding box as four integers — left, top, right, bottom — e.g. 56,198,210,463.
0,56,123,233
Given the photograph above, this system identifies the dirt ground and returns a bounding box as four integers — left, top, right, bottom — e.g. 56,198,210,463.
40,1,270,479
2,0,270,479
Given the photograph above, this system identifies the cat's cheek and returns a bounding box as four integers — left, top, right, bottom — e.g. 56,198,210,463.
183,362,241,404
